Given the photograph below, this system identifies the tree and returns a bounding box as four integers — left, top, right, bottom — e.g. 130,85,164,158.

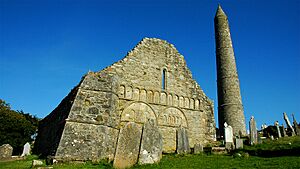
0,99,39,155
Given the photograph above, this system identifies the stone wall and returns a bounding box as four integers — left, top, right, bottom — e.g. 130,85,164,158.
34,85,80,157
102,38,216,152
36,38,216,161
54,72,120,161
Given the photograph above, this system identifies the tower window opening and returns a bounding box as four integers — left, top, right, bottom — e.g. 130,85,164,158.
162,69,166,90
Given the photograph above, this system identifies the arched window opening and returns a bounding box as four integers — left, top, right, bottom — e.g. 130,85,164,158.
162,69,166,90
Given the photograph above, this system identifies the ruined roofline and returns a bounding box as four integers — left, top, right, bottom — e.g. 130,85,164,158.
98,37,213,105
100,37,183,73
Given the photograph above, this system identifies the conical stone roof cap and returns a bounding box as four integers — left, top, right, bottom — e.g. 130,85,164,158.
215,4,227,18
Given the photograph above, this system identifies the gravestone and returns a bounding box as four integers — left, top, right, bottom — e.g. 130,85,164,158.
193,143,203,154
224,122,234,149
176,127,190,154
138,119,162,165
282,124,287,137
283,112,295,136
0,144,13,159
21,142,31,157
292,113,300,136
113,122,141,169
274,121,281,138
235,139,243,149
257,134,262,144
249,116,258,145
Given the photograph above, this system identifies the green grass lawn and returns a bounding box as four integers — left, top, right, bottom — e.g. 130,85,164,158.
1,154,299,169
1,136,300,169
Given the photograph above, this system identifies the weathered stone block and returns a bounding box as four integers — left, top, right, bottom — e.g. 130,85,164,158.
113,122,142,169
0,144,13,159
159,126,176,153
138,119,162,165
176,127,190,154
193,143,203,154
21,142,31,157
235,139,243,149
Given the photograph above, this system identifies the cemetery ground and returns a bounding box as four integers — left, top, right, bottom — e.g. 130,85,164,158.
1,136,299,169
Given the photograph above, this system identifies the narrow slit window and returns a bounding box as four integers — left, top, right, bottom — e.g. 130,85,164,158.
162,69,166,90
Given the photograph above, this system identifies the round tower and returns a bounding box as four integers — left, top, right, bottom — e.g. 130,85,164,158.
214,5,246,136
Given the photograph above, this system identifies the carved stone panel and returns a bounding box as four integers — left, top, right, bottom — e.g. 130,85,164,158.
154,92,160,104
160,92,167,105
195,99,199,110
173,95,179,107
121,102,157,125
158,107,188,128
125,86,132,99
147,91,153,103
184,98,189,108
168,94,173,106
132,88,139,100
118,85,125,98
179,97,184,108
190,99,194,109
140,89,147,102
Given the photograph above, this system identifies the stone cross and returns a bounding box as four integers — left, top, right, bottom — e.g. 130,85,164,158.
283,112,295,136
249,116,258,145
274,121,281,138
224,122,234,149
292,113,300,136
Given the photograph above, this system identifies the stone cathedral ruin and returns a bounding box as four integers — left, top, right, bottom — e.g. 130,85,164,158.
35,5,246,167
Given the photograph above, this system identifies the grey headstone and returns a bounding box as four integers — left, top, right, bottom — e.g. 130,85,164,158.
176,127,190,154
224,122,234,149
292,113,300,136
249,116,258,145
193,143,203,154
138,119,162,165
282,124,287,137
235,139,243,149
274,121,281,138
257,134,262,144
113,122,141,169
283,112,295,136
0,144,13,159
21,142,31,157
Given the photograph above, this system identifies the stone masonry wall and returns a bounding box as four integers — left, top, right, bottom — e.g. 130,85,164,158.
34,85,80,157
102,38,216,152
37,37,216,161
54,72,120,161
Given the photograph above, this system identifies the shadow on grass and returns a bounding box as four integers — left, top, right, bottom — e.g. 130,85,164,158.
244,147,300,157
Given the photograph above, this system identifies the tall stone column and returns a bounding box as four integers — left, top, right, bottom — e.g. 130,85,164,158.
214,5,246,136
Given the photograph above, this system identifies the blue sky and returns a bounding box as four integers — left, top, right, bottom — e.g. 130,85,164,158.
1,0,299,130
